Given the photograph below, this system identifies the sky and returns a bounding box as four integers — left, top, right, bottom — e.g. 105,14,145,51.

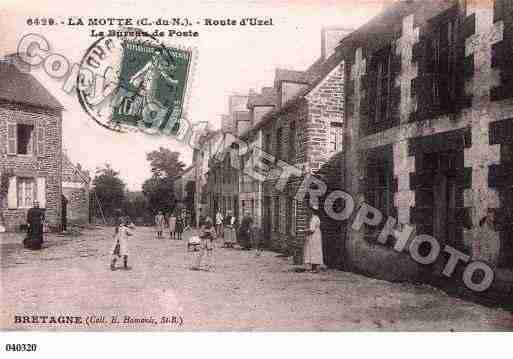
0,0,386,190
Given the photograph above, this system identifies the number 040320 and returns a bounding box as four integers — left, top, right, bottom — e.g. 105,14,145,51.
5,344,37,352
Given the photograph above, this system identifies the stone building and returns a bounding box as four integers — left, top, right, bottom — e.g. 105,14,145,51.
203,94,252,221
174,164,196,222
340,0,513,287
228,28,350,264
199,28,349,265
192,129,222,224
62,153,91,226
0,60,64,231
255,57,346,264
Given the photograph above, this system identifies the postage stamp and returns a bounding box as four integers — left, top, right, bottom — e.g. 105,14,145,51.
76,29,196,135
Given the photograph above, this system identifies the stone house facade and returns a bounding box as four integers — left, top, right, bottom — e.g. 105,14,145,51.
0,61,63,232
341,0,513,288
62,154,91,225
201,30,349,267
256,58,346,265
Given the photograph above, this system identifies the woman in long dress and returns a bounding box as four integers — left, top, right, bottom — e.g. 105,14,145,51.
25,201,45,250
223,210,236,248
168,212,177,240
303,204,324,273
238,212,253,250
473,208,500,265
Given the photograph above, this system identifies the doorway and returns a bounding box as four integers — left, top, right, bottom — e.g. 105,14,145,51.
416,149,464,249
61,194,68,232
263,196,271,248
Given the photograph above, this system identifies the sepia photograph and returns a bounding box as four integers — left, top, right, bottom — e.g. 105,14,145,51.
0,0,512,355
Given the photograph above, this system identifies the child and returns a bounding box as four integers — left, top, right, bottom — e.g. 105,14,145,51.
192,216,216,271
110,216,135,271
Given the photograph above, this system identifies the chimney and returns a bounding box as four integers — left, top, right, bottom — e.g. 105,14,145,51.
321,27,352,60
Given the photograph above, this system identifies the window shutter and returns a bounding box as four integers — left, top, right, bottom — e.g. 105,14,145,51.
7,176,17,209
36,121,45,156
37,177,46,208
7,123,17,155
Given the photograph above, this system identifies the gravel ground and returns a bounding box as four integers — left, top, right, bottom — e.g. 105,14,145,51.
1,226,512,331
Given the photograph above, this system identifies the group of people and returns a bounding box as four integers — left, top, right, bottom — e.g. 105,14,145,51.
213,210,253,250
154,210,187,240
190,210,262,271
22,198,502,275
204,205,323,273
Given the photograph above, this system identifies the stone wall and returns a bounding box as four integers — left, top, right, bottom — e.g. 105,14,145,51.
62,157,90,225
343,0,513,284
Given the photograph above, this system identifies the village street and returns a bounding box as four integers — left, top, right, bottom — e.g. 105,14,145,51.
1,226,512,331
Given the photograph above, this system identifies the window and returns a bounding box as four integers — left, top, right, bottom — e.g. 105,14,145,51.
329,122,344,153
8,177,45,209
280,196,287,234
291,199,296,235
431,18,458,111
502,143,512,164
374,48,392,124
17,177,36,209
367,163,393,217
286,197,295,235
274,196,280,232
289,122,296,162
17,124,34,155
265,133,272,153
7,122,45,156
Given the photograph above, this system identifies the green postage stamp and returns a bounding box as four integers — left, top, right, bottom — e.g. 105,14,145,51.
112,41,192,131
77,31,196,135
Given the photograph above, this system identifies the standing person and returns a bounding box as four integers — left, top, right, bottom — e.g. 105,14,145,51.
181,209,188,231
191,216,216,271
176,211,184,240
25,201,45,250
198,209,206,228
474,208,500,264
186,210,192,230
303,204,324,273
154,211,165,238
168,212,177,240
110,216,135,271
223,210,236,248
252,224,263,257
215,210,224,237
238,211,253,250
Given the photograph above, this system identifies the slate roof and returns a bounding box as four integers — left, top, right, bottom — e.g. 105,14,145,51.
0,61,63,110
62,153,91,184
274,68,312,85
239,48,346,141
247,87,277,108
237,1,437,141
335,0,452,59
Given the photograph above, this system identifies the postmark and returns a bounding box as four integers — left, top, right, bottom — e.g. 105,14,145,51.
76,28,196,135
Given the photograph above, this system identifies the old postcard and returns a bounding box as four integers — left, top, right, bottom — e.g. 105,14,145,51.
0,0,512,344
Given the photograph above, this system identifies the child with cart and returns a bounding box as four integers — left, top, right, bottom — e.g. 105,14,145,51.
191,216,216,271
110,216,135,271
